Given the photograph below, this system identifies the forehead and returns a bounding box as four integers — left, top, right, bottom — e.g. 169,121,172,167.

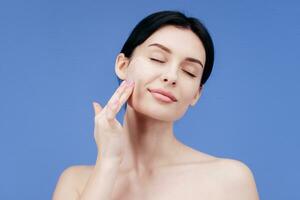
138,25,206,63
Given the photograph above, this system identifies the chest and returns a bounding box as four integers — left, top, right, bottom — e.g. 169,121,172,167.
111,167,225,200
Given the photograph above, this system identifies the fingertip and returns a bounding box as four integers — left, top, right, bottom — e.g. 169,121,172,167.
93,101,102,114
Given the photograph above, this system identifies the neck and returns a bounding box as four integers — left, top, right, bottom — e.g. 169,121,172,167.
119,105,181,178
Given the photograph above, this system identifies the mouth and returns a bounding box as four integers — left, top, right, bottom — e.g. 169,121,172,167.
148,88,177,103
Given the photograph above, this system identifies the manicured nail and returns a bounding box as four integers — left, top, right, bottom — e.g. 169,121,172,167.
126,79,134,87
121,80,126,87
130,80,135,86
111,99,118,109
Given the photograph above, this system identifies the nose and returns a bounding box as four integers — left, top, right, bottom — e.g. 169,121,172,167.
160,68,177,86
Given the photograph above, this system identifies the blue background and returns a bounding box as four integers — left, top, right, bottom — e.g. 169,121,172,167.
0,0,299,199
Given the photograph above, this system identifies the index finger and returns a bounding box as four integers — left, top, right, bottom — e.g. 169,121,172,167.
105,80,134,121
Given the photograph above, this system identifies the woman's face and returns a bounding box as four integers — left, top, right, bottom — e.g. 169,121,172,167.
119,25,206,122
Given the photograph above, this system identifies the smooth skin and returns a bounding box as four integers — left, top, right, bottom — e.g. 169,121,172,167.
53,25,260,200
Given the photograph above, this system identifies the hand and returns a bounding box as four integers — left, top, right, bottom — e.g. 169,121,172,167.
92,79,134,163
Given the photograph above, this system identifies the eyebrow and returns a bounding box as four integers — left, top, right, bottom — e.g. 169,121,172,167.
147,43,204,68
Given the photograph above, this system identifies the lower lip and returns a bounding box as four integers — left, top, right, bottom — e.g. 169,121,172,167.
149,91,175,103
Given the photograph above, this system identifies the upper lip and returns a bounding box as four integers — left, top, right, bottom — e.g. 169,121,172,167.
148,88,178,102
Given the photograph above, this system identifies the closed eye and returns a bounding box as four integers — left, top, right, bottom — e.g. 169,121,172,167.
184,71,196,78
150,58,196,78
150,58,165,63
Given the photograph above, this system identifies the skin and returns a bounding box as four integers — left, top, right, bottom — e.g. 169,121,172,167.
53,25,260,200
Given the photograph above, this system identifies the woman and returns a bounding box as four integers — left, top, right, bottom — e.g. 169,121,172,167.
53,10,260,200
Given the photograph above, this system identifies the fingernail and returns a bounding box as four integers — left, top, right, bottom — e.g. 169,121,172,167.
111,99,118,109
113,99,118,104
121,80,126,87
126,79,134,87
130,80,135,86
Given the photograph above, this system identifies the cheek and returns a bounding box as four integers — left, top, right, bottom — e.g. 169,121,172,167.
125,57,153,108
180,83,199,103
127,57,157,84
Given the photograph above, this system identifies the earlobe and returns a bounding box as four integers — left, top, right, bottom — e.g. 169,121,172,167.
115,53,130,80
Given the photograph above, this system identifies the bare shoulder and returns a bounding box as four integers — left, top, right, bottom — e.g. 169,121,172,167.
217,158,256,178
52,165,94,200
64,165,95,192
66,165,94,178
180,145,258,184
179,146,260,199
214,158,260,200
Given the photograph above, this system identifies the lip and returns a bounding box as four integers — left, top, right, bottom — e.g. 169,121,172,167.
148,88,178,102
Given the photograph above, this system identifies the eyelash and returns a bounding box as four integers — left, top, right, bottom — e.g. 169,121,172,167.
149,58,196,78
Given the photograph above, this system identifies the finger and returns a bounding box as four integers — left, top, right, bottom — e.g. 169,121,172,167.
105,98,119,121
93,101,102,116
106,80,127,106
94,80,126,119
105,80,135,121
99,80,124,120
116,81,134,112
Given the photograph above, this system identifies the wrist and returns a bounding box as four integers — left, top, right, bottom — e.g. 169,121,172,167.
96,155,122,170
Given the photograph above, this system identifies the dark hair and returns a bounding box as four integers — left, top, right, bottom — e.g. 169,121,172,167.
119,10,215,87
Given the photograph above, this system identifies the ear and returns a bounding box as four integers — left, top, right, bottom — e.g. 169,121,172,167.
190,85,203,106
115,53,130,80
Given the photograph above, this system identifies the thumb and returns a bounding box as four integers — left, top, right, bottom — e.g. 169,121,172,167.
92,101,102,116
